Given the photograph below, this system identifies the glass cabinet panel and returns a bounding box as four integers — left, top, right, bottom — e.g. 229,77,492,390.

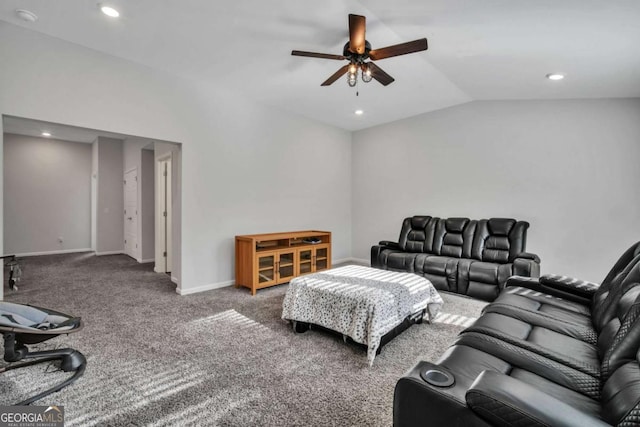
257,254,276,284
278,251,295,281
315,258,328,271
314,246,329,271
258,269,274,283
298,249,312,275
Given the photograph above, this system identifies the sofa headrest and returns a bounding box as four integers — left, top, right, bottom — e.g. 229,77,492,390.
411,216,431,229
445,218,469,233
487,218,518,236
398,216,433,252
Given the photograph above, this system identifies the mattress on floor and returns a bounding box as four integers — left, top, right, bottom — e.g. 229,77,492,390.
282,265,443,365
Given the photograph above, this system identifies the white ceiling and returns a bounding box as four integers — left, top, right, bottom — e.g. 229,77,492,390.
1,1,639,131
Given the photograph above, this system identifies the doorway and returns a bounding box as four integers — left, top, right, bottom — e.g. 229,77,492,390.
155,156,172,273
123,168,138,260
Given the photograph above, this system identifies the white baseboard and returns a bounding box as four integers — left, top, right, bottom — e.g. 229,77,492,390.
175,257,373,296
95,251,124,256
334,257,370,266
13,248,93,257
176,279,234,296
171,276,179,284
138,258,155,264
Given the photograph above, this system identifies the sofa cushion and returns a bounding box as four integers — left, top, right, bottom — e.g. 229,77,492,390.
397,216,432,253
508,368,602,416
463,262,513,301
385,252,418,273
416,255,459,293
472,219,529,263
494,287,592,317
433,218,475,259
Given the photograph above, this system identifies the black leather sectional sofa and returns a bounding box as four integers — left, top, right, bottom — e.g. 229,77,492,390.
394,241,640,427
371,216,541,301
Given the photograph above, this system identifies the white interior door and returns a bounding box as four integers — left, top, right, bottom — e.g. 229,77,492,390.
165,159,172,272
155,157,172,273
124,169,138,259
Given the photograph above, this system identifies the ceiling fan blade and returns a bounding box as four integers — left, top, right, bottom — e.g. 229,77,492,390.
348,14,366,54
368,62,395,86
321,64,351,86
369,38,428,61
291,50,346,60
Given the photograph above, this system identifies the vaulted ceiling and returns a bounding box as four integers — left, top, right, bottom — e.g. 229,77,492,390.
1,1,639,130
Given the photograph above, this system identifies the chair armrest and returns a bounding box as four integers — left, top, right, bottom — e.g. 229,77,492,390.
466,371,610,427
378,240,400,250
512,253,540,278
505,276,591,305
515,252,540,263
539,274,599,299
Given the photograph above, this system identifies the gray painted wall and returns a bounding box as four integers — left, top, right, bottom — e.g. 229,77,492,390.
96,137,124,253
3,133,92,254
352,99,640,282
91,141,98,251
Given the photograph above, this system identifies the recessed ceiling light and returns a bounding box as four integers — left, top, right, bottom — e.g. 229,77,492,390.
546,73,565,81
15,9,38,23
41,132,51,137
354,110,364,116
99,4,120,18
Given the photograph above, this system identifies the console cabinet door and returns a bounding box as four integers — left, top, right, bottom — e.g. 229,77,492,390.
313,244,330,272
277,250,296,283
256,252,277,287
298,248,314,276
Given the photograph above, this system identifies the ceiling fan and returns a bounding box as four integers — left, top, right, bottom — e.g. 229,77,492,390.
291,14,428,87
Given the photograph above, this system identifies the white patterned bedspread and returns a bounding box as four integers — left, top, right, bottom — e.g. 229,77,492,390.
281,265,443,365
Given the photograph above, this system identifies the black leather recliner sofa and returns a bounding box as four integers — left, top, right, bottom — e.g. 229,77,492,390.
371,216,541,301
394,241,640,427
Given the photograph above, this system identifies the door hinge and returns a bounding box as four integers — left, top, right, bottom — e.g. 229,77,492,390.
163,211,167,217
136,243,138,248
125,239,127,244
163,251,167,257
123,180,126,185
163,171,167,177
124,209,127,215
135,176,138,181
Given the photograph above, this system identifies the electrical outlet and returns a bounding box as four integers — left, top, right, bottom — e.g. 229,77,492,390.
58,237,64,243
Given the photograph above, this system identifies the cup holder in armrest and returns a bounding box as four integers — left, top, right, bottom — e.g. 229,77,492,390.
420,368,455,387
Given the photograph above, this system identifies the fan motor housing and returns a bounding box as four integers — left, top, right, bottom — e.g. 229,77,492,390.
343,40,372,62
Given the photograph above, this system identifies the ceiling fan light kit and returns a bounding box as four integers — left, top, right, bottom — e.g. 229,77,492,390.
291,14,428,90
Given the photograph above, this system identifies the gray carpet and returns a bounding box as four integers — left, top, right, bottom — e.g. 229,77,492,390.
1,253,487,426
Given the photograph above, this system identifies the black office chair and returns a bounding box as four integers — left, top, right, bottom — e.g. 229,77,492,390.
0,302,86,405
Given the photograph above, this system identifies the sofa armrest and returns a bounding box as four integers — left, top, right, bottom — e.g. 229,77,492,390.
515,252,540,263
539,274,599,299
371,241,401,269
466,371,610,427
512,253,540,278
505,276,591,305
378,240,400,250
